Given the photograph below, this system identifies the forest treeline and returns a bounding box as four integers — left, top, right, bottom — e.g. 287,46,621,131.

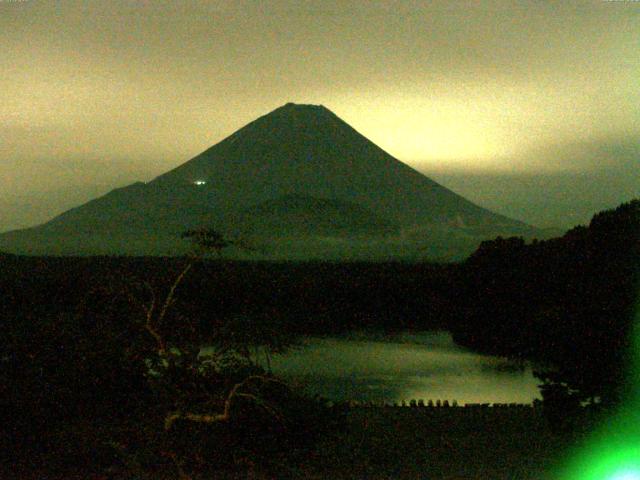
0,256,457,340
451,199,640,408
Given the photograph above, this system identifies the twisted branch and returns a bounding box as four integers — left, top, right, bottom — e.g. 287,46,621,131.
164,375,286,431
142,262,193,357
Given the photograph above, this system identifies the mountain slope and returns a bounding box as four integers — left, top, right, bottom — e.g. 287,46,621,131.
0,103,535,259
152,103,520,227
230,194,399,238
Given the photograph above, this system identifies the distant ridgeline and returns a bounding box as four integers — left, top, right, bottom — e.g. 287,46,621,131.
0,103,536,260
451,199,640,408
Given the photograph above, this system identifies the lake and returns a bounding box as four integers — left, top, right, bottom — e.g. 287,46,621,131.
264,332,541,405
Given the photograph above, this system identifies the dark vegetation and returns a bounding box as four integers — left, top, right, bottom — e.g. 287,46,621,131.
452,199,640,411
0,249,454,478
308,406,564,480
1,199,638,478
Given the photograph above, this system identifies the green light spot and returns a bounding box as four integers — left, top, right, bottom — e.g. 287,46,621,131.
562,443,640,480
610,471,640,480
558,297,640,480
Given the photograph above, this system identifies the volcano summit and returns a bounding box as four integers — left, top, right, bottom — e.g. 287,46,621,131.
0,103,535,259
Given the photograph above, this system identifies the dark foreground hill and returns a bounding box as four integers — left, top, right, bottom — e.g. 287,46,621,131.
0,103,535,259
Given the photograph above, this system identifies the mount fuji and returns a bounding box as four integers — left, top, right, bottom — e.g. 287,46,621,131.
0,103,535,259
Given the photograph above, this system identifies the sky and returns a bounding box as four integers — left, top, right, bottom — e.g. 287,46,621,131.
1,0,638,231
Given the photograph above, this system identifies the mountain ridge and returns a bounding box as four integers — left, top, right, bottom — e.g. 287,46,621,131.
0,103,536,259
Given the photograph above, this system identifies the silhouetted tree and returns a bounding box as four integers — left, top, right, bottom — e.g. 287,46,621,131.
110,229,315,478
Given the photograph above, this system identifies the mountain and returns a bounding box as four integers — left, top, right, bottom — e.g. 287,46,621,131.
231,194,398,237
0,103,536,259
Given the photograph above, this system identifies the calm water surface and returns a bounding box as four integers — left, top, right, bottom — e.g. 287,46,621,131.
266,332,541,404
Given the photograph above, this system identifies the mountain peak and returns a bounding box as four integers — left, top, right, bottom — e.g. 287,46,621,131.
221,102,343,144
281,102,327,111
270,102,334,119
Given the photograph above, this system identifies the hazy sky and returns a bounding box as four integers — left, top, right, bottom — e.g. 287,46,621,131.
1,0,638,230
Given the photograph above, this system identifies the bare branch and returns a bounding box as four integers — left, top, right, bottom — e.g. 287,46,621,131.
164,375,287,431
140,261,194,357
157,261,193,327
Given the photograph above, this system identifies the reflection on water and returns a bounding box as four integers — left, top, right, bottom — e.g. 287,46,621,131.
267,332,541,404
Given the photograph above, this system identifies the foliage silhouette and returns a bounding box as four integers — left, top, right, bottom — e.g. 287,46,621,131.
0,229,336,479
452,199,640,411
